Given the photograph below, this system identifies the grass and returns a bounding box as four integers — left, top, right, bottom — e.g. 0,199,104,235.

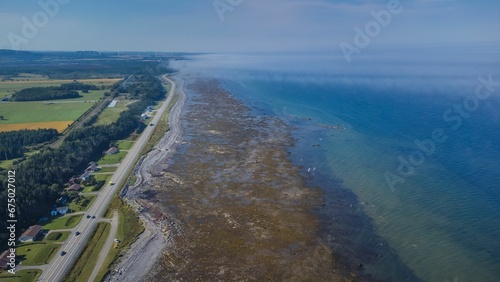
45,231,70,242
129,175,137,186
16,243,60,265
116,140,135,150
69,195,96,212
63,222,111,282
42,214,83,230
98,151,127,165
96,166,117,173
97,197,144,281
0,269,42,282
95,99,136,126
0,101,92,124
0,158,17,169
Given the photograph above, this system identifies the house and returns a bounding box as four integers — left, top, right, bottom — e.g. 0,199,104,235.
0,250,13,270
80,172,91,181
67,183,81,192
56,206,69,215
18,225,43,243
105,147,119,155
85,162,97,173
67,177,78,186
50,210,58,216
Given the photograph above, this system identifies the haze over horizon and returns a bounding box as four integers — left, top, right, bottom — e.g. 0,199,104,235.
0,0,499,53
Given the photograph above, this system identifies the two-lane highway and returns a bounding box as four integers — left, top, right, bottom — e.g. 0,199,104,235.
38,76,177,282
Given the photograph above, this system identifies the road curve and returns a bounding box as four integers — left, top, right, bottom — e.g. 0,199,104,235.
37,75,177,282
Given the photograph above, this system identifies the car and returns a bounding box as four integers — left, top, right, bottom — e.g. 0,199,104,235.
149,123,154,126
92,216,96,219
113,238,121,243
109,181,115,185
86,215,91,219
60,251,66,256
75,231,81,236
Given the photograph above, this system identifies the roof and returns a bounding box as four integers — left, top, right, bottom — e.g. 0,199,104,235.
68,184,81,191
20,225,43,239
106,147,118,154
0,250,10,268
56,206,68,212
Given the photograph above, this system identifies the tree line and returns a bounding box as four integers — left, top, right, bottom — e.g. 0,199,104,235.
10,82,99,101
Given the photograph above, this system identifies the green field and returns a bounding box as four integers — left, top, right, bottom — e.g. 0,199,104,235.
0,269,42,282
45,231,71,242
16,243,60,265
69,195,96,211
0,101,92,124
98,151,127,165
116,140,135,150
95,99,136,126
42,214,83,230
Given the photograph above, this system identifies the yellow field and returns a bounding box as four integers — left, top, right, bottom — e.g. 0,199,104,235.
0,121,73,133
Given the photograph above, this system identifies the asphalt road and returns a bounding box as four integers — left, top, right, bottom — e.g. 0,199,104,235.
37,75,177,282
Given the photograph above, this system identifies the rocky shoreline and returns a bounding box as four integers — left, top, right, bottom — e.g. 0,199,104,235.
113,76,359,281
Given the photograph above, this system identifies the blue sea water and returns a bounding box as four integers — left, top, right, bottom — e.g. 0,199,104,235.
175,47,500,281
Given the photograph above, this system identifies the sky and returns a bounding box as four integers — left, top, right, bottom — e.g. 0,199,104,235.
0,0,499,52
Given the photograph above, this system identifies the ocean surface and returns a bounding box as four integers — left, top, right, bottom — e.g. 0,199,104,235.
174,46,500,281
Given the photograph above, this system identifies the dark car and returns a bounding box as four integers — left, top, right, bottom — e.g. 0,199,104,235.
75,231,81,236
60,251,66,256
86,215,91,219
92,216,96,219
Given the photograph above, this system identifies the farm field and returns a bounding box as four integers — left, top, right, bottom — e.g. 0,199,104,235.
0,90,109,132
0,78,121,97
95,99,136,125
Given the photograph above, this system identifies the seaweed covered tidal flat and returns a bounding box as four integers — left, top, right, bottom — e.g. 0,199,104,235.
142,78,358,281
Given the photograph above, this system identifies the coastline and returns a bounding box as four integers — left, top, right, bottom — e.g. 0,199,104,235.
111,75,357,281
103,76,187,282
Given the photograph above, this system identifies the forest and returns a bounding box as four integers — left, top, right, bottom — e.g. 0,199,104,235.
11,87,81,101
0,129,59,159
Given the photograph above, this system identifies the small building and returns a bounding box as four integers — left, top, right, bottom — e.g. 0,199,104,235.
105,147,119,155
0,250,12,270
18,225,43,243
56,206,69,215
67,177,78,186
67,183,81,192
50,210,58,216
80,172,91,181
58,196,68,205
